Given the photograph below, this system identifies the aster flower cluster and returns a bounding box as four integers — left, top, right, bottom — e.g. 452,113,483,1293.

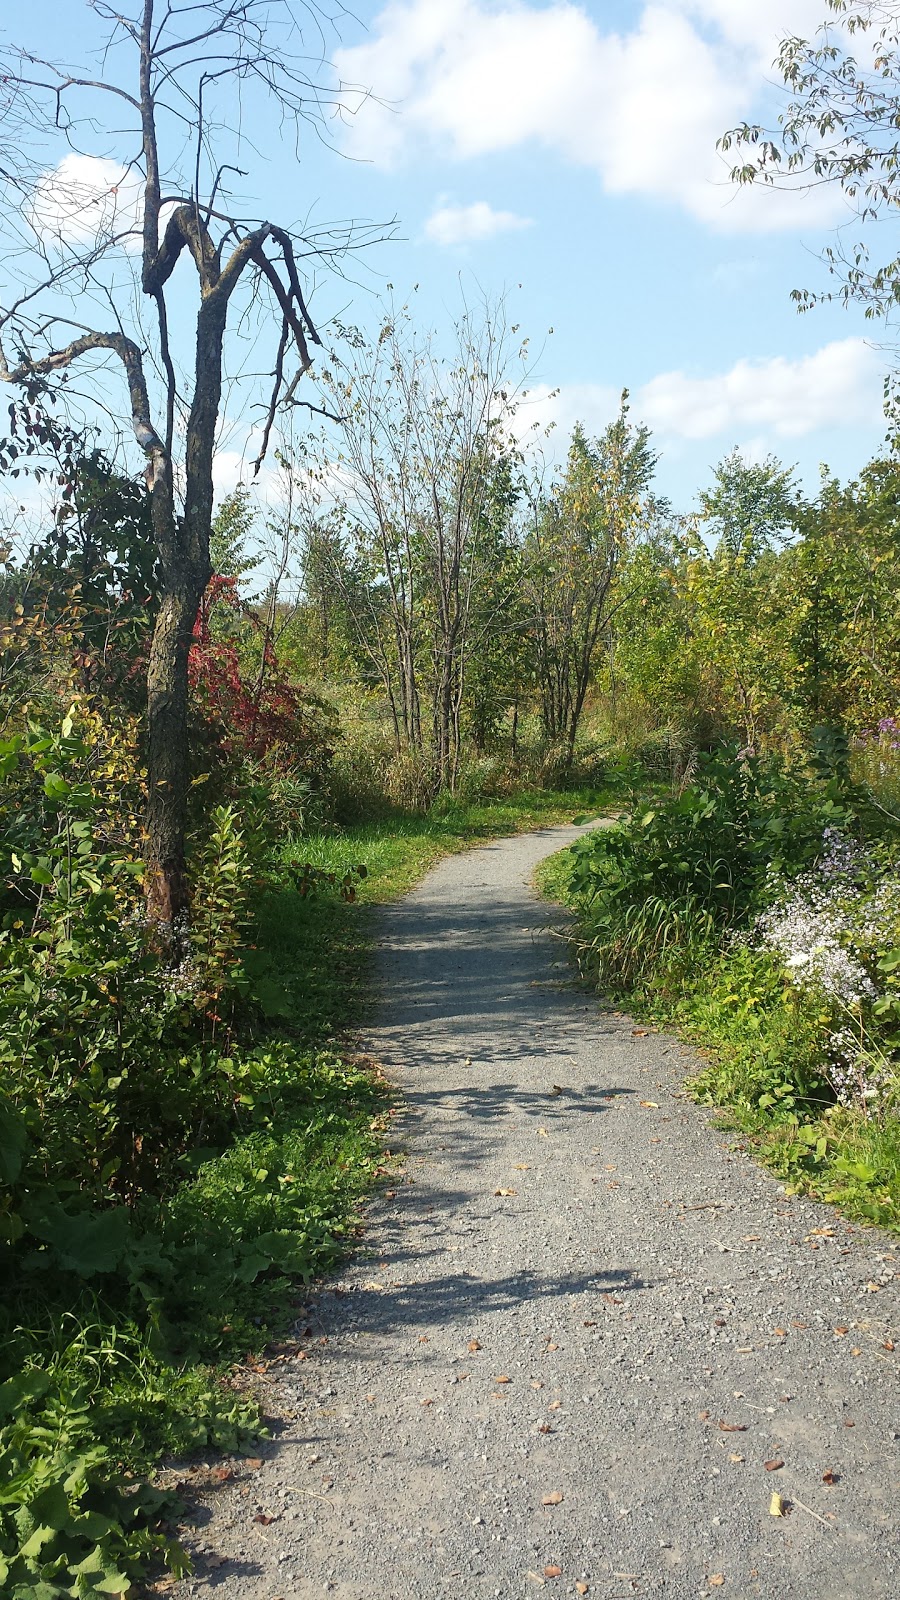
826,1025,895,1110
755,828,899,1114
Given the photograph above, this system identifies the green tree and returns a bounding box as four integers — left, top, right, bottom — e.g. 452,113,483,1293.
700,449,798,560
525,399,657,766
787,456,900,728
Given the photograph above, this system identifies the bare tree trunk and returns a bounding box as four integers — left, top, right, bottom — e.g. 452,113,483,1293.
145,583,205,922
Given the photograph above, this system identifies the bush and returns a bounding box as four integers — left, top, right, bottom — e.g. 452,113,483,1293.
565,748,857,990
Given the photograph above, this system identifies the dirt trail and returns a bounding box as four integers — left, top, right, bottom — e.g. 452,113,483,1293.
175,823,897,1600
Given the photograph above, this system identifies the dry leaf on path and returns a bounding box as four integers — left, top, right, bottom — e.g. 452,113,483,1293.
495,1188,517,1197
468,1339,481,1352
729,1453,744,1462
717,1421,747,1433
764,1459,785,1472
769,1491,786,1517
544,1566,562,1579
640,1100,659,1108
542,1492,563,1505
495,1375,511,1384
822,1470,840,1486
709,1576,725,1588
538,1128,550,1138
576,1585,589,1596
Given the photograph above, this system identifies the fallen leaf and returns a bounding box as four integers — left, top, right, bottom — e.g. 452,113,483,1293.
884,1340,895,1351
244,1458,263,1470
742,1235,761,1242
822,1470,840,1486
773,1328,786,1338
729,1453,744,1462
495,1188,517,1197
420,1397,434,1407
833,1326,849,1336
852,1346,862,1356
843,1419,855,1427
640,1100,659,1108
210,1466,232,1482
542,1492,563,1505
632,1028,648,1036
699,1409,711,1421
544,1566,562,1579
514,1164,530,1170
546,1341,559,1351
531,1380,544,1388
538,1128,550,1138
495,1375,511,1384
583,1320,597,1327
709,1578,725,1588
769,1491,785,1517
538,1423,554,1434
764,1459,785,1472
548,1399,562,1410
253,1513,277,1525
468,1340,482,1352
865,1282,881,1292
576,1585,589,1596
717,1421,747,1433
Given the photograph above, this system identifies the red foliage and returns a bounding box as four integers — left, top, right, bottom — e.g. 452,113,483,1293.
188,575,332,771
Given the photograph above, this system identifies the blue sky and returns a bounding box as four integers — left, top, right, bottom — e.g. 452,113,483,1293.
3,0,892,514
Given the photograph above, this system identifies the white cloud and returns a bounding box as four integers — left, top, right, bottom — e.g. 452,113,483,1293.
335,0,846,231
424,199,532,245
28,154,143,250
638,337,883,438
517,339,883,451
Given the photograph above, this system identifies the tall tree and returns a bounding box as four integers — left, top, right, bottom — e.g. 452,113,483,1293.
700,449,798,561
0,1,379,932
315,302,526,792
525,399,657,766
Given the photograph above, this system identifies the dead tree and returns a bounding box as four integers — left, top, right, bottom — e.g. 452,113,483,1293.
0,0,379,930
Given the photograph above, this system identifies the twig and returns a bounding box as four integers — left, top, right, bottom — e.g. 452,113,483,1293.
790,1496,833,1528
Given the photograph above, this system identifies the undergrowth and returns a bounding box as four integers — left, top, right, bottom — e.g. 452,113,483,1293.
2,741,605,1597
537,746,900,1233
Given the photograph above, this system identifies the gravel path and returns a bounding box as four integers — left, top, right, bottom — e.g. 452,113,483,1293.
175,823,898,1600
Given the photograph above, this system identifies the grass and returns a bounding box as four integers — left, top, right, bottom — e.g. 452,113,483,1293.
537,840,900,1234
